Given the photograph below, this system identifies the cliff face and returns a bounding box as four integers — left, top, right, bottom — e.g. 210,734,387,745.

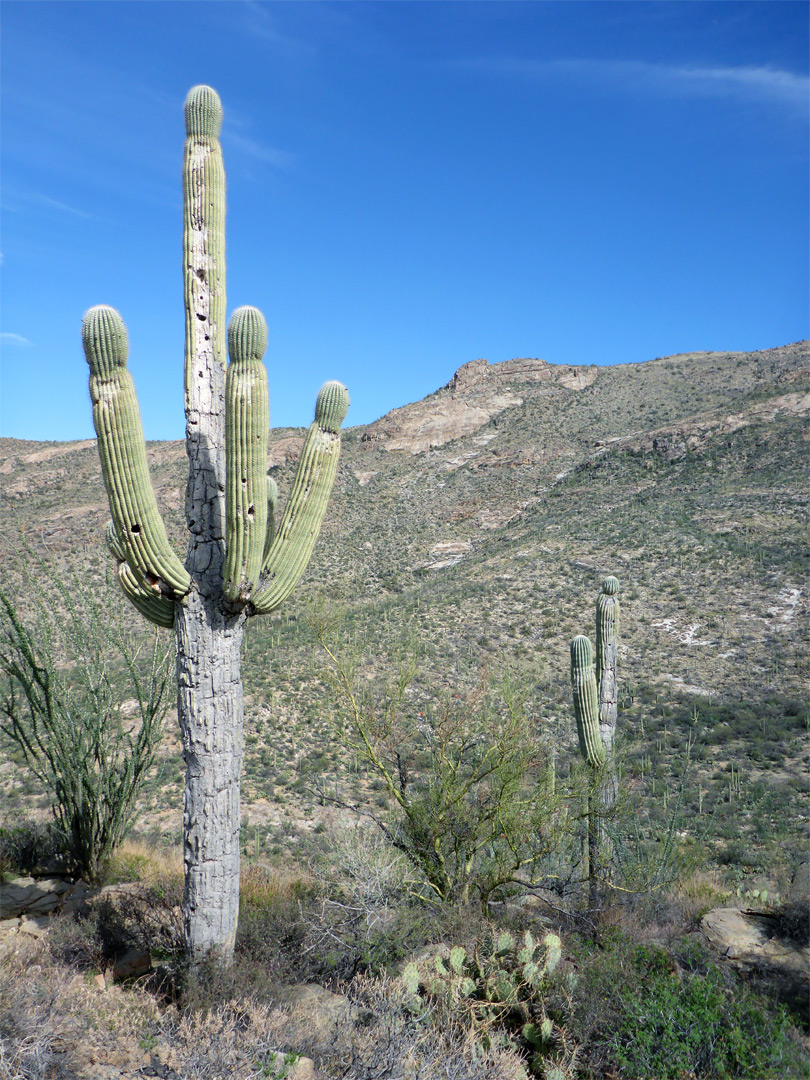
352,342,808,457
359,356,598,454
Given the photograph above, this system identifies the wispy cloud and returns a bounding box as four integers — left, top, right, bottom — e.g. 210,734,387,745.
234,0,314,56
1,333,33,346
2,188,94,219
223,131,295,169
34,193,94,218
455,57,809,114
239,0,290,44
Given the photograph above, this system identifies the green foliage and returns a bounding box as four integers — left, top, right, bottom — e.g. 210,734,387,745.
573,934,809,1079
315,615,561,909
0,819,69,878
0,574,171,882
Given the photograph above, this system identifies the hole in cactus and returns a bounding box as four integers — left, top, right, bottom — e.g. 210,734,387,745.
196,313,206,321
130,524,141,534
247,505,255,519
196,269,206,281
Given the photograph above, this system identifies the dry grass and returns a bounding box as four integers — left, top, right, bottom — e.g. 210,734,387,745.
0,928,531,1080
104,839,183,889
0,934,160,1079
590,868,735,948
240,860,316,909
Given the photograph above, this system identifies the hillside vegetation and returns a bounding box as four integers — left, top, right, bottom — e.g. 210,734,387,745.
1,341,808,1078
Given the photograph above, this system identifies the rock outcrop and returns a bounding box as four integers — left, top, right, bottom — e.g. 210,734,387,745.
701,907,810,976
359,356,598,454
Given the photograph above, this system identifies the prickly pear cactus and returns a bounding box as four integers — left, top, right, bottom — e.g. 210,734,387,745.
401,925,576,1075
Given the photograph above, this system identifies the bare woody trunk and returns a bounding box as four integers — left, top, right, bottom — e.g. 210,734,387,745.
176,598,244,959
596,580,620,817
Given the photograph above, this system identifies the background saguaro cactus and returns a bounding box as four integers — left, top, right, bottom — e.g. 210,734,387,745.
570,577,621,904
596,575,620,808
82,85,349,962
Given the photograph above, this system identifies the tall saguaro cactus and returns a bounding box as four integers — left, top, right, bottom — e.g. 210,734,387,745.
82,86,349,962
596,575,620,776
570,576,621,903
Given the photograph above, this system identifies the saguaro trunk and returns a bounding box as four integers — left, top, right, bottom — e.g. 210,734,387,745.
176,598,244,958
596,578,620,814
177,86,246,960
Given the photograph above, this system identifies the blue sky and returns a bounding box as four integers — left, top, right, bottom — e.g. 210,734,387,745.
1,1,807,441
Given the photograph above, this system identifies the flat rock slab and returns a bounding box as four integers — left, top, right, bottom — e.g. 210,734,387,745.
0,876,88,918
701,907,810,976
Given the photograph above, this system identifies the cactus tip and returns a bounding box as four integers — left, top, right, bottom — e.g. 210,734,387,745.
82,305,129,375
602,575,620,595
184,84,223,138
570,634,593,668
315,380,349,433
228,305,268,363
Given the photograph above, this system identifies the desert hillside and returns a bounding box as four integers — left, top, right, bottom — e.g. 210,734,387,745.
1,341,808,1079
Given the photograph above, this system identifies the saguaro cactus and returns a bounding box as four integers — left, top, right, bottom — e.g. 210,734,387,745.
596,578,620,747
570,576,621,903
83,86,349,962
570,635,605,770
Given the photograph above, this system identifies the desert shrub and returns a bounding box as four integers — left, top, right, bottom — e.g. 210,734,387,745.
570,932,809,1079
314,615,561,910
301,819,425,978
47,881,184,972
0,819,70,877
0,577,172,883
321,973,530,1080
47,899,133,971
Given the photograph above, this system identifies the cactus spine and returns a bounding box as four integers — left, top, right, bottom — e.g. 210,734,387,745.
83,86,348,963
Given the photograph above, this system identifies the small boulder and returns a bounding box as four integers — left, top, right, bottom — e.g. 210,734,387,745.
701,907,810,976
112,948,152,981
19,916,50,938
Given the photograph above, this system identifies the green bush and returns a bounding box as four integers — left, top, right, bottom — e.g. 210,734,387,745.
574,934,809,1079
0,819,70,877
314,616,561,910
0,576,172,883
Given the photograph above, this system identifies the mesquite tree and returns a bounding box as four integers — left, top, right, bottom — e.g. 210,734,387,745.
82,86,348,962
